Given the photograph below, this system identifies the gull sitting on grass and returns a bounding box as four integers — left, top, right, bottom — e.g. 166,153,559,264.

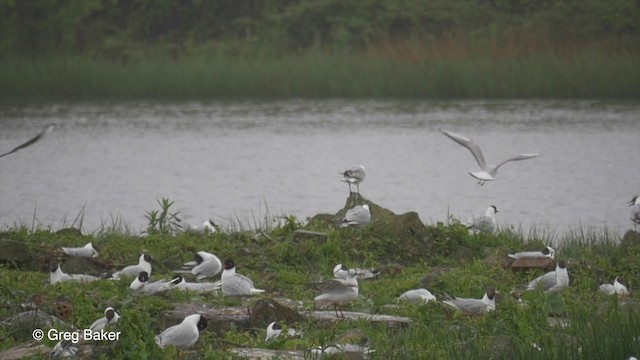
397,288,437,305
181,251,222,280
339,204,371,228
525,260,569,293
61,242,99,258
599,277,629,296
265,321,303,341
155,314,208,349
110,253,153,279
439,129,539,185
442,288,497,315
220,259,265,296
333,264,380,280
49,262,99,285
340,165,366,194
171,275,221,294
129,271,174,295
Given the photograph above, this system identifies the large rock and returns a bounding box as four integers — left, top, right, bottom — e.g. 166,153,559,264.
0,239,35,268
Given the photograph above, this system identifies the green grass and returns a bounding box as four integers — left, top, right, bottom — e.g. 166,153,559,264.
1,47,638,100
1,208,639,359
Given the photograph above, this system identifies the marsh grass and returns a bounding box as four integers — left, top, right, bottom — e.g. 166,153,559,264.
0,208,639,359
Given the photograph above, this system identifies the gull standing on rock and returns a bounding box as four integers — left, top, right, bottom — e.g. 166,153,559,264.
181,251,222,280
339,204,371,228
440,129,539,185
220,259,265,296
340,165,366,194
467,206,498,234
61,242,99,258
110,254,153,279
442,288,497,315
525,260,569,293
155,314,208,349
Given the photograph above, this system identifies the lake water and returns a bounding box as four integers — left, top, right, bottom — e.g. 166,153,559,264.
0,100,638,238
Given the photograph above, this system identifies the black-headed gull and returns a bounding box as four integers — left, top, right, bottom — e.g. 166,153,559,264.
442,288,496,315
220,259,265,296
181,220,218,235
526,260,569,293
111,253,153,279
182,251,222,280
340,165,366,194
265,321,303,341
440,129,539,185
171,275,221,294
0,123,56,158
129,271,174,295
311,274,359,317
155,314,207,349
398,288,436,305
49,262,99,285
508,246,555,260
599,277,629,296
339,204,371,228
61,242,99,258
630,196,640,229
467,206,498,234
333,264,379,280
89,307,120,332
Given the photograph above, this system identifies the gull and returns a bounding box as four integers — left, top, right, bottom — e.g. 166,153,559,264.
630,196,640,229
467,205,498,234
61,242,99,258
599,277,629,296
50,339,78,358
0,123,56,158
129,271,174,295
110,253,153,279
170,275,221,294
442,288,497,315
311,274,359,317
339,204,371,228
180,219,218,235
181,251,222,280
265,321,303,341
340,165,366,194
508,246,555,260
333,264,380,280
88,307,120,332
439,129,539,185
397,288,437,305
220,259,265,296
155,314,208,349
525,260,569,293
49,262,99,285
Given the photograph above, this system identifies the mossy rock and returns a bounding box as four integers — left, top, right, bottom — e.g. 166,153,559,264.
0,238,35,269
250,298,303,328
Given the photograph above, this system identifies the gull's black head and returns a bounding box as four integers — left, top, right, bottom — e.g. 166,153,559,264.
272,322,282,330
105,307,115,321
138,271,149,283
491,205,499,213
558,260,567,269
197,315,208,331
49,262,60,273
195,253,204,264
616,277,627,286
143,253,153,263
629,196,639,206
91,243,100,253
224,259,235,270
542,247,550,255
486,287,497,300
171,275,183,285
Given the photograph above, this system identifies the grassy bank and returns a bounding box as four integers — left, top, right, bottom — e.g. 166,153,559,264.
1,43,638,100
1,199,639,359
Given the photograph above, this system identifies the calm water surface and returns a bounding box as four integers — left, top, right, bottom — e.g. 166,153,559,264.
0,100,638,237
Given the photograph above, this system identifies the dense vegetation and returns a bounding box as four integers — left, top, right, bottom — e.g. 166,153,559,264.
1,0,638,99
1,198,639,359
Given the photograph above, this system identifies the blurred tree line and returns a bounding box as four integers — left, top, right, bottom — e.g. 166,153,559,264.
1,0,638,59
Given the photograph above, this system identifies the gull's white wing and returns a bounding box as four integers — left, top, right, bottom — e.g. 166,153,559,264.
440,129,487,170
494,153,539,170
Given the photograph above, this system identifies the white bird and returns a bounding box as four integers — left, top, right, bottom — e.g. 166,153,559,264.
311,274,359,317
220,259,265,296
340,165,366,194
181,219,218,235
0,123,56,158
440,129,539,185
265,321,303,341
155,314,208,349
310,343,375,357
61,242,99,258
508,246,555,260
398,288,437,305
88,307,120,332
129,271,174,295
442,288,497,315
171,275,220,294
467,205,498,234
630,196,640,229
526,260,569,293
599,277,629,296
339,204,371,228
333,264,379,280
49,339,78,358
181,251,222,280
111,253,153,279
49,262,99,285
